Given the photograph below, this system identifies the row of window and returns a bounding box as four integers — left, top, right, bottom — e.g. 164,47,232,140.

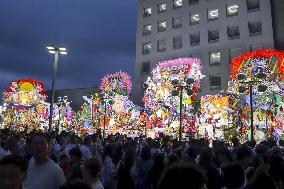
143,0,260,17
142,7,262,36
142,22,262,54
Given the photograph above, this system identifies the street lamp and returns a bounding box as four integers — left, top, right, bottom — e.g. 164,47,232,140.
47,45,67,133
236,67,267,141
171,77,195,142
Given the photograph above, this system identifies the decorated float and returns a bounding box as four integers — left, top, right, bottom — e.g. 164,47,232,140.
75,71,142,135
198,95,234,140
227,49,284,141
52,96,75,133
1,79,49,131
143,58,205,138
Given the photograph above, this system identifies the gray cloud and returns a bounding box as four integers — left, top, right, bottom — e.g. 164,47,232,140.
0,0,137,99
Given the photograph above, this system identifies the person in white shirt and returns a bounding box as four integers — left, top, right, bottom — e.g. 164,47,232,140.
24,134,66,189
81,158,104,189
64,135,92,161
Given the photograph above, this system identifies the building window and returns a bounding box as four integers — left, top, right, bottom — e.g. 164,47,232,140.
248,21,262,36
142,42,151,55
247,0,260,12
227,26,240,39
210,75,222,90
173,16,182,29
250,44,264,51
208,30,219,43
190,13,200,25
208,9,219,21
189,0,198,5
173,0,182,9
229,48,242,61
141,61,151,75
158,21,167,32
190,33,200,46
227,4,238,16
209,51,221,65
157,39,166,52
143,7,152,17
158,3,167,13
143,24,152,36
173,36,182,49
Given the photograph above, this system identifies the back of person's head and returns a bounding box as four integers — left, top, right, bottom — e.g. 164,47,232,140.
83,158,102,178
69,147,82,160
103,144,114,158
0,155,28,189
187,147,198,162
159,163,207,189
221,162,244,189
141,145,151,161
31,132,50,144
269,155,283,183
199,147,214,168
231,137,240,147
83,136,92,145
60,180,91,189
0,155,28,172
246,172,276,189
168,153,178,165
153,153,165,169
123,147,136,166
255,144,268,156
235,145,252,161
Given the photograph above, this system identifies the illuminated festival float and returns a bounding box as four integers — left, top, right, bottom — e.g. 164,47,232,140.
75,71,142,136
143,58,205,140
1,79,49,131
227,49,284,141
198,95,234,140
52,96,75,133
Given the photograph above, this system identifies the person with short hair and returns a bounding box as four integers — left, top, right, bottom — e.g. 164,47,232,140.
221,162,245,189
66,147,83,181
0,155,28,189
159,163,207,189
81,158,104,189
23,133,66,189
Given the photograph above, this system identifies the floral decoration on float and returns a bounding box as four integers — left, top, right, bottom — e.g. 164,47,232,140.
2,79,49,131
143,58,205,138
227,49,284,140
198,95,233,140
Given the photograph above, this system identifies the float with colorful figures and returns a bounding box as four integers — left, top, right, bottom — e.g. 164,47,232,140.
143,58,205,138
0,49,283,141
52,96,75,133
75,71,142,135
198,95,234,140
1,79,49,131
227,49,284,141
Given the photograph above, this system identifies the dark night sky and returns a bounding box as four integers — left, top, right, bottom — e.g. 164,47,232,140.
0,0,137,97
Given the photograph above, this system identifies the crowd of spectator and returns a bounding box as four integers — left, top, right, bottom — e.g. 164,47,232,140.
0,128,284,189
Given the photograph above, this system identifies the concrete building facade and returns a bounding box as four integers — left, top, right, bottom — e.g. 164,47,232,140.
135,0,275,103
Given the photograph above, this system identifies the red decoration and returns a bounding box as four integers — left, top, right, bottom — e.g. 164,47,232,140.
230,49,284,80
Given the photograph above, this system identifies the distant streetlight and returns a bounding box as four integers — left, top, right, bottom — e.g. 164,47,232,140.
47,45,67,133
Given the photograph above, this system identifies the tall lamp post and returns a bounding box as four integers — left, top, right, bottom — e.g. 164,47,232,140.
171,78,195,142
47,46,67,133
236,69,267,141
